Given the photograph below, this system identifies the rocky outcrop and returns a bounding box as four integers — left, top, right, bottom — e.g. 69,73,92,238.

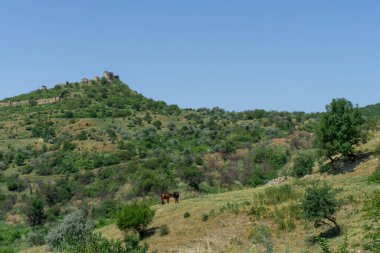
265,176,292,186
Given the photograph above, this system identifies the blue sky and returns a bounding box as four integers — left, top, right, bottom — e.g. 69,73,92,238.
0,1,379,112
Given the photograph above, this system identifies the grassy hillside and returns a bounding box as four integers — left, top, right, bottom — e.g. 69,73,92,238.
22,151,380,252
0,74,379,252
362,103,380,119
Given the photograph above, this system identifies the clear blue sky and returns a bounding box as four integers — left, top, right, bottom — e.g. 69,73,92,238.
0,1,379,112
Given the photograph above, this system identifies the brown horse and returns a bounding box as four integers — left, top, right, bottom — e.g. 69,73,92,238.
160,193,172,204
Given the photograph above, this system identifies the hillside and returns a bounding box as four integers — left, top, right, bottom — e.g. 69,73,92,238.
22,148,380,252
0,72,379,253
362,103,380,119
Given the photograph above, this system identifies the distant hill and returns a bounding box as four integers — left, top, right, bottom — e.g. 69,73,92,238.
361,102,380,118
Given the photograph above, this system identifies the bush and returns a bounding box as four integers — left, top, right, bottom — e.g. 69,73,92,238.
27,230,45,246
152,120,162,130
116,203,155,234
250,225,273,253
291,151,315,178
7,176,26,192
202,213,209,222
362,190,380,251
91,200,123,220
318,235,349,253
368,165,380,183
45,209,93,250
374,144,380,158
260,184,298,205
25,195,46,227
183,212,190,219
65,232,148,253
159,225,169,236
180,165,204,190
302,182,340,230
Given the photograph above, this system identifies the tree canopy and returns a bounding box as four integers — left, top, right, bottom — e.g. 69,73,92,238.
316,98,367,161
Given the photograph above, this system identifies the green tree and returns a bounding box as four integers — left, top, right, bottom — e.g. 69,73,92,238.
116,203,155,235
180,165,204,190
291,151,315,178
316,98,367,162
302,182,340,231
26,195,46,226
152,120,162,130
143,113,152,123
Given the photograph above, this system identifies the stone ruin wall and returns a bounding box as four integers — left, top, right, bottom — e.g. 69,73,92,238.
0,96,61,108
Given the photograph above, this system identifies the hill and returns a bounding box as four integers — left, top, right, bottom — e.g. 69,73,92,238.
362,102,380,119
22,147,380,252
0,72,379,252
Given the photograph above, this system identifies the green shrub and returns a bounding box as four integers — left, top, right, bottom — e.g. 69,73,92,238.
318,235,349,253
152,120,162,130
362,190,380,251
250,225,273,253
116,203,155,234
291,151,315,178
65,232,148,253
27,230,45,246
302,182,340,230
91,200,123,220
287,218,296,231
249,206,266,219
7,176,26,192
45,209,93,250
202,213,209,222
260,184,298,205
183,212,190,219
368,165,380,183
249,165,276,187
25,195,46,227
374,144,380,158
180,165,204,190
159,225,169,236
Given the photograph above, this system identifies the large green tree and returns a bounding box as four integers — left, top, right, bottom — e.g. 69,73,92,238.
316,98,367,162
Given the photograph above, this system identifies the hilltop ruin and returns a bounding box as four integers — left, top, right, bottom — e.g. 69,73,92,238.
82,71,120,84
0,71,120,108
